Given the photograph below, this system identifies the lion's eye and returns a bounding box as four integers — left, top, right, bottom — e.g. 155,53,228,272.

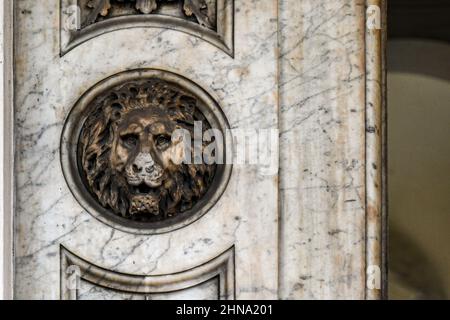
122,134,138,148
155,135,171,149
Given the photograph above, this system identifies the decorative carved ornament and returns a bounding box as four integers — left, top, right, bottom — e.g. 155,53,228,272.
61,245,235,300
80,79,215,221
60,0,234,56
61,69,231,234
84,0,215,29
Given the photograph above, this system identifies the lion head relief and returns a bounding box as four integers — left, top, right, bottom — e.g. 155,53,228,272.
79,79,216,222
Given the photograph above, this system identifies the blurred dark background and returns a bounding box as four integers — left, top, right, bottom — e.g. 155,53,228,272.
387,0,450,299
388,0,450,42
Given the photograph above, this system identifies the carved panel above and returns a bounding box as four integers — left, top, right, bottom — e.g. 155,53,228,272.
81,0,217,30
60,0,234,55
60,245,235,300
80,79,216,222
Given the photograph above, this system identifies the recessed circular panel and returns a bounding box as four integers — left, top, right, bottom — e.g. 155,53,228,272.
61,69,232,234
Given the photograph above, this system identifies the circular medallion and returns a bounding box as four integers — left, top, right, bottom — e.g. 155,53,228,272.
61,69,232,234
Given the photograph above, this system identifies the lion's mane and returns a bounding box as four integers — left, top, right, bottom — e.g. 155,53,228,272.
79,79,215,222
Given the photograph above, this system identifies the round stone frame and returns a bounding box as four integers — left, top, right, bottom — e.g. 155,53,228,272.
61,69,232,235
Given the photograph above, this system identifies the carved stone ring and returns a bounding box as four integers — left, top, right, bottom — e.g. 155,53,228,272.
61,69,232,234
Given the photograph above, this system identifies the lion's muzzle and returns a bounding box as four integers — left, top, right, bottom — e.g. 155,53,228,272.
125,152,164,188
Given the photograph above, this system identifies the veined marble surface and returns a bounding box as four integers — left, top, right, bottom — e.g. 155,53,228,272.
14,0,278,299
12,0,383,300
279,0,368,299
77,277,219,300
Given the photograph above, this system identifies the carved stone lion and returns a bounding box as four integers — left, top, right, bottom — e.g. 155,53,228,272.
79,79,216,222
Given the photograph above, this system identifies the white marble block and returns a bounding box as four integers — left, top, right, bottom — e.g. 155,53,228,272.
2,0,385,300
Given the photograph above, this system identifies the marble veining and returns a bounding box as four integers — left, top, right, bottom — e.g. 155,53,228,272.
60,245,233,299
12,0,382,300
279,0,367,299
14,0,278,299
60,0,235,56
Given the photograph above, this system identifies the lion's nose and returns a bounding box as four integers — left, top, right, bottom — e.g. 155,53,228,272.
132,153,156,174
132,164,142,173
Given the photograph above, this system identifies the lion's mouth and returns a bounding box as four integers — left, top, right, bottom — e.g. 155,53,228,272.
130,183,155,195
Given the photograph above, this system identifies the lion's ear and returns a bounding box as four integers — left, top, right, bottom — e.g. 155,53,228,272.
168,107,194,125
168,95,196,125
103,102,123,122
